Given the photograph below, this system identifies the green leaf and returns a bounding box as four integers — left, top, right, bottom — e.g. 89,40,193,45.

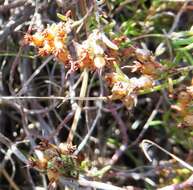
173,36,193,47
57,13,68,22
113,62,128,82
107,138,120,147
149,120,163,126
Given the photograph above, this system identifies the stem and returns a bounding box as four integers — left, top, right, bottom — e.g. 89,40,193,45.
141,139,193,171
59,177,136,190
139,76,185,95
78,178,125,190
67,68,89,144
0,51,35,59
17,55,53,96
1,169,20,190
0,95,107,101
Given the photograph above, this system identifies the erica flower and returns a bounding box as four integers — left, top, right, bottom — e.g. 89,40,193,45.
24,22,69,64
171,80,193,127
76,30,118,69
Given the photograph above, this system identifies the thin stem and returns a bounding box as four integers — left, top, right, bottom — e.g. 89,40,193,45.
1,169,20,190
17,55,53,96
74,107,101,155
139,76,185,95
67,68,89,144
0,52,35,59
0,95,107,101
140,139,193,171
129,97,163,147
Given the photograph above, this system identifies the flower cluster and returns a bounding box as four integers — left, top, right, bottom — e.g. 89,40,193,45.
121,46,165,79
106,72,154,109
24,22,69,64
29,140,83,185
171,80,193,127
76,30,118,69
24,19,118,70
106,47,163,109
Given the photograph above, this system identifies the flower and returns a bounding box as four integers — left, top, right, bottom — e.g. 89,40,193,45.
24,22,69,64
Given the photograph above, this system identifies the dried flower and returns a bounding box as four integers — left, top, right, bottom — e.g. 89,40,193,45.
77,30,118,69
171,80,193,127
24,22,69,64
106,70,155,109
122,46,164,78
24,19,119,71
29,140,83,188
